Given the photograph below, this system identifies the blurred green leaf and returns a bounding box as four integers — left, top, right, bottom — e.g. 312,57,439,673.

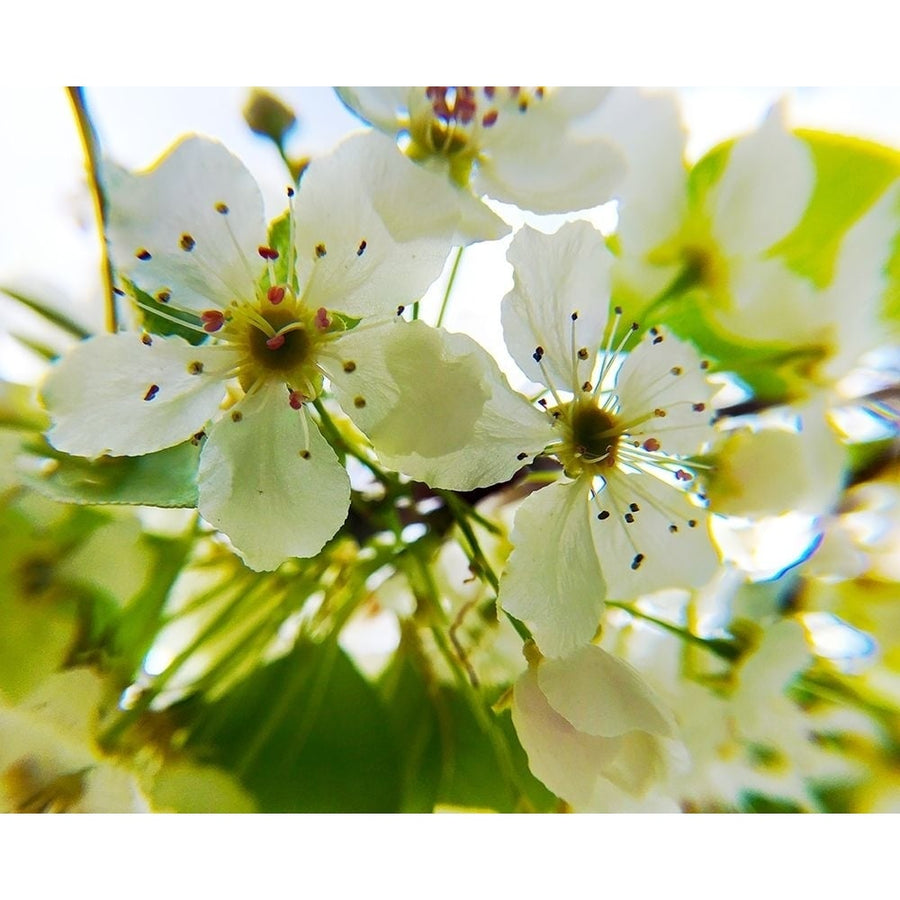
0,285,91,339
22,436,201,508
184,639,402,812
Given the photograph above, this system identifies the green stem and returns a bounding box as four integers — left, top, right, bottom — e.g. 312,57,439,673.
438,490,500,593
435,246,464,328
606,601,741,661
67,87,117,334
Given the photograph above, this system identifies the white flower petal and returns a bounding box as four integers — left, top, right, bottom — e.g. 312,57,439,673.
708,406,846,518
324,318,553,490
615,329,716,456
502,222,613,387
594,471,719,600
334,87,410,133
499,477,605,658
585,87,688,256
537,645,675,738
43,333,235,457
511,666,623,806
710,102,815,257
106,136,266,312
451,186,512,245
473,89,625,214
293,132,459,319
198,386,350,571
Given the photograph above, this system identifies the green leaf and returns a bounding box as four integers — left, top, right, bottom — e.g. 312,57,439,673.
377,634,557,812
0,285,91,339
129,283,208,345
22,436,201,508
183,639,403,812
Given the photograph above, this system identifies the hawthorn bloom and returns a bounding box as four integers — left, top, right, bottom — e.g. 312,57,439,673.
42,132,460,570
337,86,626,242
511,644,680,811
497,222,720,657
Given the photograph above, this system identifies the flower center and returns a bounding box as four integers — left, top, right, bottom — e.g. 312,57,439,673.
247,307,313,372
555,396,621,477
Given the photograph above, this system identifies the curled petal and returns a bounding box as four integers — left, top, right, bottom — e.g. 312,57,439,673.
324,318,553,491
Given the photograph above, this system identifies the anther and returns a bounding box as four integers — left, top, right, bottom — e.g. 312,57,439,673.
538,398,548,408
571,311,579,321
577,348,589,360
215,202,229,214
516,452,528,461
266,334,286,350
315,242,327,258
631,322,639,332
533,346,544,362
582,381,592,392
357,240,367,256
267,285,285,305
289,390,305,410
642,438,660,451
143,384,159,401
668,524,678,533
286,186,295,197
315,307,331,330
200,310,225,333
629,503,639,512
671,366,682,376
654,408,667,417
354,396,366,408
231,410,243,423
187,361,204,375
631,553,644,570
624,513,635,524
675,469,693,482
113,287,125,296
343,360,357,373
482,110,498,127
397,305,405,316
136,248,151,261
653,335,664,345
192,431,206,445
692,403,706,412
258,246,279,260
614,306,623,315
157,290,171,303
597,510,610,520
299,449,311,459
141,333,152,346
688,519,697,528
700,360,710,370
180,234,196,251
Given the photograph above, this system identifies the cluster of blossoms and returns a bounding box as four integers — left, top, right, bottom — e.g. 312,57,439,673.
4,86,899,813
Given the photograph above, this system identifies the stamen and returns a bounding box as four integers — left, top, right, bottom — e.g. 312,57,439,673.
267,285,285,305
201,310,226,333
315,307,331,330
286,187,297,293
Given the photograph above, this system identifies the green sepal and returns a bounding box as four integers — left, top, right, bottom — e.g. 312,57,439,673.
129,282,207,346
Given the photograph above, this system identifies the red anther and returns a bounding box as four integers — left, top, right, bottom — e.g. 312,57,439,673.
483,87,495,98
258,245,280,260
482,110,498,128
200,310,225,333
456,93,477,124
289,390,305,410
315,307,331,330
675,469,693,482
267,285,286,305
266,333,286,350
642,438,661,452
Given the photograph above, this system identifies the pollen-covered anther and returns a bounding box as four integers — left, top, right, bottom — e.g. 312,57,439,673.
288,390,305,410
267,285,285,305
143,384,159,401
315,307,331,330
258,245,279,260
315,243,327,258
141,333,152,346
180,234,195,251
200,310,225,333
671,366,682,376
215,202,229,215
582,381,592,392
187,360,204,375
577,348,589,360
266,333,286,350
354,396,366,408
692,403,706,412
675,469,693,482
342,360,357,373
157,290,171,303
136,248,151,261
654,408,667,418
642,438,660,452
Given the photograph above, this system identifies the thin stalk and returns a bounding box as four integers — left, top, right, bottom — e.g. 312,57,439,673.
67,87,117,333
435,246,464,328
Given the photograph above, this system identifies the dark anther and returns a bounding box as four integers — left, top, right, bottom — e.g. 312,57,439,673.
143,384,159,401
597,510,610,520
624,513,635,524
631,553,644,570
180,234,196,251
516,452,527,461
357,240,367,256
